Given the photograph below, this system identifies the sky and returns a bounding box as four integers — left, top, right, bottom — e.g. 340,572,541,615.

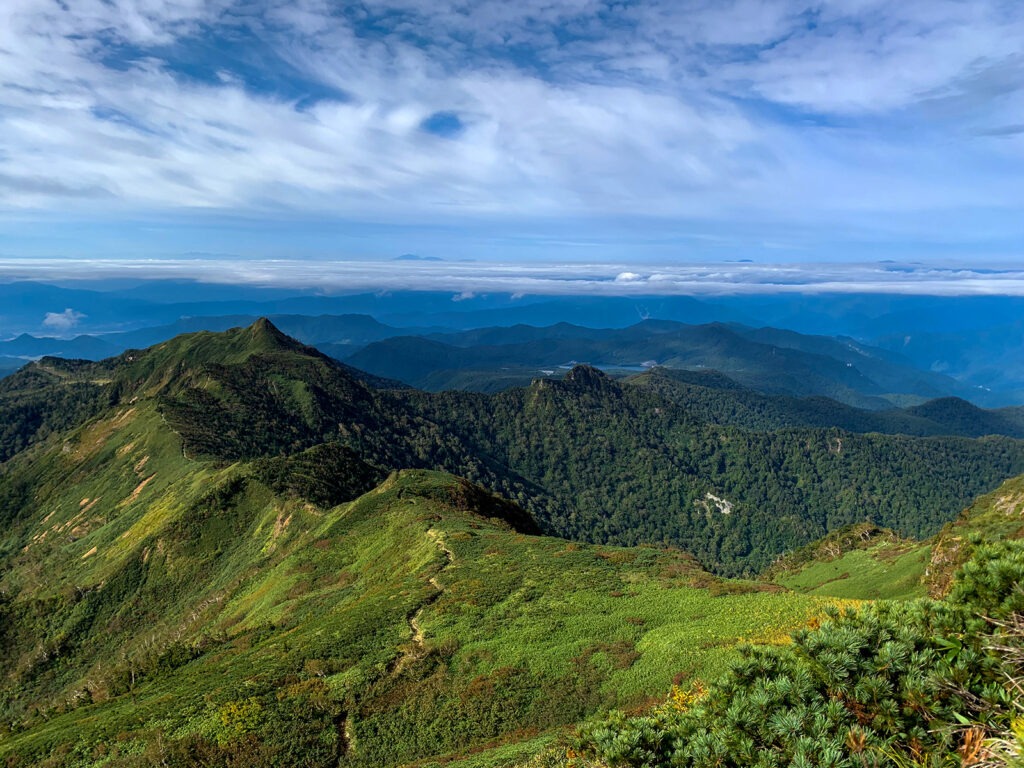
1,0,1023,289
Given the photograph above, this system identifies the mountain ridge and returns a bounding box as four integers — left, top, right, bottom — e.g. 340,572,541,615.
5,319,1024,577
1,318,1023,767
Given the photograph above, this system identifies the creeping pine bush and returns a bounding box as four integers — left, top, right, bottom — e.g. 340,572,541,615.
568,541,1024,768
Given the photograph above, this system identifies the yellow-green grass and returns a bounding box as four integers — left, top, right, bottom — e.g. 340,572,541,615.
772,541,931,600
1,465,831,767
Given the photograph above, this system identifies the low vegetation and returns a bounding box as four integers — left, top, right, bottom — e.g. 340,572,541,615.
524,539,1024,768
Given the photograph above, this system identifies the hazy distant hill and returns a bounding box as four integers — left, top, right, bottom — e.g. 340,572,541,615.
346,319,977,409
0,333,121,360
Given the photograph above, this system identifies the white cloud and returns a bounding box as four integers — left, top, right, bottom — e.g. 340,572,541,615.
716,1,1024,115
42,307,86,332
615,272,644,282
0,0,1021,242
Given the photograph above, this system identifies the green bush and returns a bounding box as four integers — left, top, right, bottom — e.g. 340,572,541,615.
567,540,1024,768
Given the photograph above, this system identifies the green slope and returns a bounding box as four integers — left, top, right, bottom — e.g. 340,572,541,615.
0,343,831,765
528,538,1024,768
762,468,1024,604
926,471,1024,598
0,431,826,766
4,319,1022,767
763,524,930,601
6,319,1024,578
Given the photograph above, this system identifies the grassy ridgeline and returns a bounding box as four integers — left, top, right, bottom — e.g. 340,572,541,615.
2,321,1023,766
0,410,829,768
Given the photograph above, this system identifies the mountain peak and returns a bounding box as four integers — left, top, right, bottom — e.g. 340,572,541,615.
104,318,330,405
250,315,278,333
564,363,609,387
148,318,304,363
246,316,298,349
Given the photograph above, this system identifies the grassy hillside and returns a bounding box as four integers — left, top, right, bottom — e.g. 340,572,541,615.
6,320,1024,578
0,410,828,766
764,468,1024,603
926,471,1024,598
528,538,1024,768
4,319,1023,767
763,524,930,601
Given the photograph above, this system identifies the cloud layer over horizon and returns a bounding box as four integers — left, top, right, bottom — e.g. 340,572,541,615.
5,257,1024,297
1,0,1023,267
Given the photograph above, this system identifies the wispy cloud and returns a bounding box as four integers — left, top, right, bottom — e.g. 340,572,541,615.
0,0,1022,258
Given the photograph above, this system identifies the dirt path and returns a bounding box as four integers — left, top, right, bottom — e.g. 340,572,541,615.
335,712,354,760
393,528,454,673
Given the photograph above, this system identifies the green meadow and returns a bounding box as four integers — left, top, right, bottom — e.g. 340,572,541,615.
0,397,829,767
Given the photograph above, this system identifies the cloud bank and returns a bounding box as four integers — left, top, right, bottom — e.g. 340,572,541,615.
5,258,1024,297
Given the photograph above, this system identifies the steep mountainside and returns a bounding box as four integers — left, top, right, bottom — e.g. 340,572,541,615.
402,367,1024,574
5,320,1024,577
0,391,824,766
2,319,1023,767
538,537,1024,768
763,523,931,601
0,356,117,463
925,471,1024,598
762,468,1024,604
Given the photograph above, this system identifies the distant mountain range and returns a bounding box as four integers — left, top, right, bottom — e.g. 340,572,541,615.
345,319,980,408
3,280,1024,405
0,312,1005,410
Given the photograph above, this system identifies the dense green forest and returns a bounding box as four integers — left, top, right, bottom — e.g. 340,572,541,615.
404,368,1024,574
0,357,114,463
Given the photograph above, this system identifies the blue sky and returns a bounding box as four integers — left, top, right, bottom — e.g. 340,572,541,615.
1,0,1023,290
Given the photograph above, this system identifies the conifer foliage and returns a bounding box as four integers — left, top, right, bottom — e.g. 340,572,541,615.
558,541,1024,768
